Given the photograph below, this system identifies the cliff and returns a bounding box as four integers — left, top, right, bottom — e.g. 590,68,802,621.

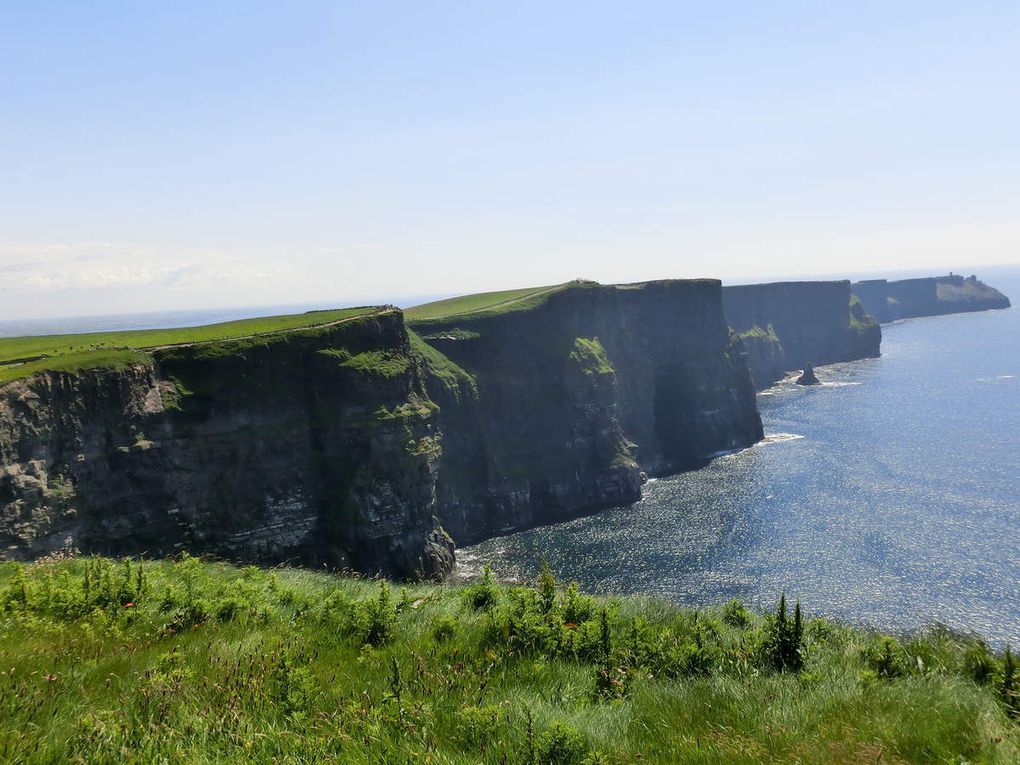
722,281,882,389
852,274,1011,323
0,310,454,580
409,280,763,543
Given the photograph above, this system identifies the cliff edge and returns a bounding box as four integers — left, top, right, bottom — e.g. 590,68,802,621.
852,274,1010,323
0,309,455,579
722,281,882,389
409,279,763,543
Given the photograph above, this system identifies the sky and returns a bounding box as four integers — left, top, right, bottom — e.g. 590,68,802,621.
2,2,1019,320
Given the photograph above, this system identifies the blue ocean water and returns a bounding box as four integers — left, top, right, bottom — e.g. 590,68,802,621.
460,269,1020,644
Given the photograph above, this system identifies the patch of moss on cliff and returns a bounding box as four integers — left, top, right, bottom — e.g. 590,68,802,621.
373,396,438,421
849,302,879,331
569,337,614,376
318,348,412,378
737,324,781,344
408,330,478,399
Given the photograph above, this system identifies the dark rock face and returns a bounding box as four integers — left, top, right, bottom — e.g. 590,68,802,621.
853,275,1011,323
0,312,454,580
723,281,882,389
796,365,820,386
411,280,764,544
1,282,763,575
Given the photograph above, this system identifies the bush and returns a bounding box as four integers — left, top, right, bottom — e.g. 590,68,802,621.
759,594,804,672
431,615,457,643
454,704,502,751
363,581,397,646
964,641,998,685
463,565,499,610
561,582,595,624
536,721,589,765
865,637,909,680
722,598,751,628
1000,647,1019,719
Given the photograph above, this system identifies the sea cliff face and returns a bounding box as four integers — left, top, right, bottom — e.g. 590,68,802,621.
410,280,763,543
722,281,882,389
10,271,996,576
0,311,454,579
852,275,1011,323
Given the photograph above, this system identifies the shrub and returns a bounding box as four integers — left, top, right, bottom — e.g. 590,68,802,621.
431,615,457,643
759,594,804,672
454,704,502,751
722,598,751,628
536,721,588,765
363,581,397,646
865,637,908,680
963,641,998,685
1000,647,1019,719
538,562,557,614
463,565,499,610
561,582,595,624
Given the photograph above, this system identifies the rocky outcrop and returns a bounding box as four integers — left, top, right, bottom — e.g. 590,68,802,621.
796,365,820,386
410,280,763,543
0,311,454,580
852,274,1011,323
722,281,882,389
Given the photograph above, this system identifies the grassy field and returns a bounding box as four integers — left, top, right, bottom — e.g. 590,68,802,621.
1,556,1017,763
405,284,568,322
0,307,379,384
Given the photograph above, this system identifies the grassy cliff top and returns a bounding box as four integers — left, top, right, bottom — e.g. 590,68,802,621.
0,306,383,384
406,278,720,326
405,283,569,322
0,556,1017,763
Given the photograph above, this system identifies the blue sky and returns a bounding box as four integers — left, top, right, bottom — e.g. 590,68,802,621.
2,2,1018,318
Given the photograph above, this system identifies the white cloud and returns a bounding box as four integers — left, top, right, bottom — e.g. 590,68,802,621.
0,242,280,293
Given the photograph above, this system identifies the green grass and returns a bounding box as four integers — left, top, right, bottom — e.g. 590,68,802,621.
0,307,380,384
405,283,572,323
569,337,614,376
1,556,1017,763
736,324,780,343
318,348,413,378
0,349,153,384
408,330,478,398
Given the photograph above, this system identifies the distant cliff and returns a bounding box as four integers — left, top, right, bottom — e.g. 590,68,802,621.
0,310,454,580
409,280,763,544
722,281,882,389
853,274,1011,323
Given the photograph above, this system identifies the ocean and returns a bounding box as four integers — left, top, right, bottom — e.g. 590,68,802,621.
459,267,1020,645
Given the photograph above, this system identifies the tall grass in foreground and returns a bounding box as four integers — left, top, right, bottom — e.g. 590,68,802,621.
0,555,1017,763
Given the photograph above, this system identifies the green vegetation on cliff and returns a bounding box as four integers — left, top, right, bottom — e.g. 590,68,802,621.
405,284,563,321
406,280,600,325
569,337,614,376
408,330,478,398
0,307,381,384
318,348,413,378
1,556,1017,764
0,349,153,384
736,323,781,344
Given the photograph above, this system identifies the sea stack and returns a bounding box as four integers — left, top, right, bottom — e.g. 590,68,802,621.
796,364,820,386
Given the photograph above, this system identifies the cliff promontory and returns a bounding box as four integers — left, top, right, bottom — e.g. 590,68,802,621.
852,274,1011,323
0,309,454,579
722,281,882,389
408,279,763,543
